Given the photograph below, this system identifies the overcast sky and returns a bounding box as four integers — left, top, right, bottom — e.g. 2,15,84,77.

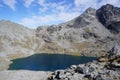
0,0,120,28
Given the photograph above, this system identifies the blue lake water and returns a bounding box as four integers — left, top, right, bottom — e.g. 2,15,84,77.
8,53,97,71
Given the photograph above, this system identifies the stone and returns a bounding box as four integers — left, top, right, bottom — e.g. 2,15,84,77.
75,66,84,74
82,65,89,74
70,65,77,70
84,74,93,80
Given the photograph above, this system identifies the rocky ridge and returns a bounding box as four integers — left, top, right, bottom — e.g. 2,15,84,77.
48,44,120,80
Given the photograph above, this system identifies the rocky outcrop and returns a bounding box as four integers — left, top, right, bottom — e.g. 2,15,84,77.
48,45,120,80
48,61,120,80
48,39,120,80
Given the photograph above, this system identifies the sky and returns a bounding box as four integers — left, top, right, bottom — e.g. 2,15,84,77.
0,0,120,29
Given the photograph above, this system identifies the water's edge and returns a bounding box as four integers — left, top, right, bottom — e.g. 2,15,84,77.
8,53,97,71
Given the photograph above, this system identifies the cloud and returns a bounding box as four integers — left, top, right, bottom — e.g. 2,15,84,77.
38,0,48,12
3,0,16,10
98,0,120,7
74,0,120,10
24,0,35,8
20,0,120,28
39,7,48,13
20,11,80,28
74,0,98,10
38,0,67,13
20,0,80,28
38,0,46,7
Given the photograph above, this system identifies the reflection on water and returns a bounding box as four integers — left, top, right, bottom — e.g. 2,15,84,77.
8,53,97,71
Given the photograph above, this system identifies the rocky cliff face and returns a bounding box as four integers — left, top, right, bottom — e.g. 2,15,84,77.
97,4,120,34
0,4,120,70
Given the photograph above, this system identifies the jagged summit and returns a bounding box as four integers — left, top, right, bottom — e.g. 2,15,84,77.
59,7,97,28
97,4,120,31
101,4,114,9
84,7,96,15
97,4,120,25
96,4,120,33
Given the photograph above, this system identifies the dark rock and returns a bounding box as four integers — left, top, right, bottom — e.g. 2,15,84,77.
84,74,93,80
75,66,84,74
36,26,44,32
97,4,120,33
73,17,90,28
85,7,96,16
93,74,102,80
58,26,62,31
42,35,52,43
47,25,57,33
54,71,61,79
83,32,98,39
108,45,118,59
89,67,95,73
107,22,120,34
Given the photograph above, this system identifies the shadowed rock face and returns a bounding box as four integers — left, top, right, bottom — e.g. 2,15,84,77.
107,22,120,34
97,4,120,33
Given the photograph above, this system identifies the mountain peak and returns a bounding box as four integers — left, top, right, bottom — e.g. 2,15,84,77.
85,7,96,13
82,7,96,16
102,4,114,8
97,4,120,25
96,4,120,33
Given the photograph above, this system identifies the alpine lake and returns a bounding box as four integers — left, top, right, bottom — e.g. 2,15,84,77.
8,53,97,71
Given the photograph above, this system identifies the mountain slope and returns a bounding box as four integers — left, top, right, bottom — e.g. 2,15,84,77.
0,4,120,70
35,5,114,56
0,20,35,58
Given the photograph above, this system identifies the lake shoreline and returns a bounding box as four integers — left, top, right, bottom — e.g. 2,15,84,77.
8,53,97,71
